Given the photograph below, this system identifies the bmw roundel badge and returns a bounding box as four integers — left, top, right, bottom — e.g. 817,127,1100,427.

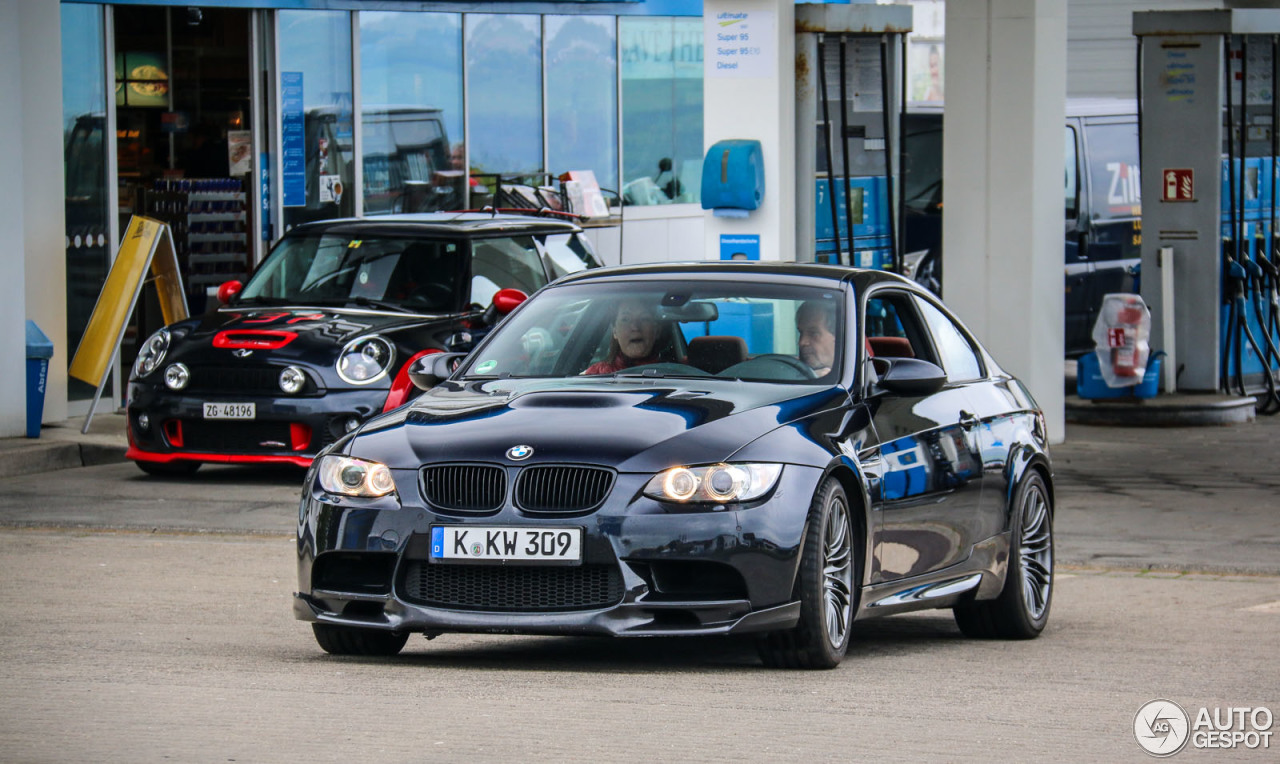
506,445,534,461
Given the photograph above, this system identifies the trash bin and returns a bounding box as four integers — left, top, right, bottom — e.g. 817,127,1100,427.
25,321,53,438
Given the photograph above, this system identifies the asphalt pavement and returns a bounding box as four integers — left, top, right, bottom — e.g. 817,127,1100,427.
1,408,1277,761
2,405,1278,574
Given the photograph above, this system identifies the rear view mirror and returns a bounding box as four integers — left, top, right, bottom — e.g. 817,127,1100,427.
408,352,466,391
661,301,719,323
876,357,947,396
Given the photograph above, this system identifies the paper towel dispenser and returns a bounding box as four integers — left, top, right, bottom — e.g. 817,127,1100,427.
701,139,764,217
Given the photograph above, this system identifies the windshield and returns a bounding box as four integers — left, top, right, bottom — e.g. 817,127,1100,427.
237,234,467,313
460,280,844,383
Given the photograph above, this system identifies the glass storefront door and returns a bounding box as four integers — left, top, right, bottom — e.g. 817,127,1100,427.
62,3,111,403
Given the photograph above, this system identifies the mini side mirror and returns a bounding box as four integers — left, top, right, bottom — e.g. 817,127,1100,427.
481,288,528,326
408,352,466,391
217,280,243,305
876,357,948,396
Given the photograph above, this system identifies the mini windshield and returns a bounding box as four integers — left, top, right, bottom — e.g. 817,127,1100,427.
236,234,468,313
461,280,845,383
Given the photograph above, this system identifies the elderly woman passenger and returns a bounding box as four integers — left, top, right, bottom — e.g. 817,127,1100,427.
582,298,666,375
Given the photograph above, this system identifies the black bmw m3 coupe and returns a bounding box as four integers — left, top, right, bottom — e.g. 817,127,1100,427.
294,262,1054,669
125,213,599,474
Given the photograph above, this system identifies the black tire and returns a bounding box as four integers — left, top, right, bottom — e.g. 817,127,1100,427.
757,478,858,669
312,623,409,656
954,470,1054,639
134,460,201,477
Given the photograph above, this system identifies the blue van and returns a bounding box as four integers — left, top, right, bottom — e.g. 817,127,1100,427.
900,99,1140,356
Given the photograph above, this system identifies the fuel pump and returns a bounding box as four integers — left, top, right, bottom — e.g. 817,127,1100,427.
1135,10,1280,410
795,4,911,271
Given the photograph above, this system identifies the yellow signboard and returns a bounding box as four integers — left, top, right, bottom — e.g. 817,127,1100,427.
69,216,188,390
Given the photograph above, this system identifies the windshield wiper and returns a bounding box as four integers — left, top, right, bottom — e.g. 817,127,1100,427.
228,296,292,307
307,297,413,313
347,296,412,312
614,368,669,379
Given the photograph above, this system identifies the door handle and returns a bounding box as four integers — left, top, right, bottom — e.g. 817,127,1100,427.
959,410,980,429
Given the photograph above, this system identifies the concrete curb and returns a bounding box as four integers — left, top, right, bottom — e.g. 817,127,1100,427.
1064,393,1257,426
0,440,128,480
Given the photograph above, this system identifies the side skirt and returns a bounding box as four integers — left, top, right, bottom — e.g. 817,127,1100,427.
856,532,1011,619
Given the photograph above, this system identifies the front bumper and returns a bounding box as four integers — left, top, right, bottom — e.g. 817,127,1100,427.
293,465,823,637
127,382,388,465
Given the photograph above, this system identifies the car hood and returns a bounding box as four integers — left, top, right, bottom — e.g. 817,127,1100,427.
348,377,848,473
167,307,448,367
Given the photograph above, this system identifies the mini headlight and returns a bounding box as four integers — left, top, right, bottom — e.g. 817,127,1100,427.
336,336,395,385
316,455,397,498
644,463,783,504
163,363,190,390
132,328,171,379
279,366,306,394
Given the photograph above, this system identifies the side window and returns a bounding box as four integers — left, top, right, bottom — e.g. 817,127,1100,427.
1065,125,1079,219
864,291,935,363
1084,122,1140,223
470,236,548,307
541,233,601,280
915,297,984,382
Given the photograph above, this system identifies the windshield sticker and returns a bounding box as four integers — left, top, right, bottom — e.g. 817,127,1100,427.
476,360,498,374
348,240,362,249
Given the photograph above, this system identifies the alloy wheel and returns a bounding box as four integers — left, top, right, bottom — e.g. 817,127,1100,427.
1018,482,1053,620
823,498,854,646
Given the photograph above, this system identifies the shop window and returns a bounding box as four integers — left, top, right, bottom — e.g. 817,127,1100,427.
620,17,703,206
360,12,464,215
466,14,543,186
280,10,355,231
546,15,618,194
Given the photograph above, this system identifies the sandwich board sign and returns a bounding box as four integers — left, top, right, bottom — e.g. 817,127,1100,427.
69,215,188,432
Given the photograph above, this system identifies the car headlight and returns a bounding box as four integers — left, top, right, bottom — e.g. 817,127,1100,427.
336,336,395,385
316,455,397,498
163,363,189,390
133,328,171,379
279,365,306,394
643,463,783,504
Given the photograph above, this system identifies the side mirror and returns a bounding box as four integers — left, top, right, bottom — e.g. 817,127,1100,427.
876,357,948,396
217,280,243,305
408,351,466,391
481,288,528,326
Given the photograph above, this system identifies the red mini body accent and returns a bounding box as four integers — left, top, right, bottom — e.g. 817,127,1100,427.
212,330,299,350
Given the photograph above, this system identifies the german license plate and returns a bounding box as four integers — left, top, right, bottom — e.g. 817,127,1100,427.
203,402,256,420
431,526,582,563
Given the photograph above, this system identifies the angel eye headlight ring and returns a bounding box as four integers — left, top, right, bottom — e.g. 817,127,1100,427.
316,455,397,498
644,463,782,505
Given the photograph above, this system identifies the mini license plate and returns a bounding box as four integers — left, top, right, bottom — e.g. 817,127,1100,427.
431,526,582,564
203,402,256,420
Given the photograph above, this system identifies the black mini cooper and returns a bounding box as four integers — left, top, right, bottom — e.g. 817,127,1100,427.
126,213,600,474
294,262,1055,669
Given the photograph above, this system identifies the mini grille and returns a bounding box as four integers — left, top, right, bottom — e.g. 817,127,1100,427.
421,464,506,513
186,365,316,395
401,562,624,612
515,465,615,515
179,420,298,452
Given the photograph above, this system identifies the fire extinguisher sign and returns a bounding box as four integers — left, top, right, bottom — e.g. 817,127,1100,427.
1162,168,1194,202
